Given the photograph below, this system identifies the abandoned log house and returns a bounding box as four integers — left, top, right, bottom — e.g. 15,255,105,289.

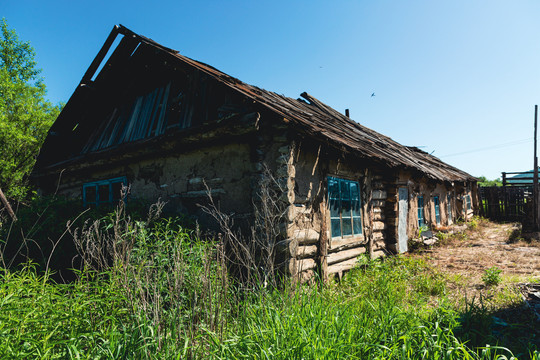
31,25,478,281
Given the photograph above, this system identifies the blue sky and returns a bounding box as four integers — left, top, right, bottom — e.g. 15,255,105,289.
3,0,540,179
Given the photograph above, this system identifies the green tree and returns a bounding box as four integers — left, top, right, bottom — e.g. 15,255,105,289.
0,18,61,200
477,176,502,187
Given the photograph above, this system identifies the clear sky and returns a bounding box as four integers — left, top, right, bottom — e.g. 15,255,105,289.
3,0,540,180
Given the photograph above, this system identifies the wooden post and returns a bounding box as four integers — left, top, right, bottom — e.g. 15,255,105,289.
319,201,328,283
0,187,17,221
535,105,539,230
502,172,507,220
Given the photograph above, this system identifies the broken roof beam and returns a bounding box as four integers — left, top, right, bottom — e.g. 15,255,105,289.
81,25,122,84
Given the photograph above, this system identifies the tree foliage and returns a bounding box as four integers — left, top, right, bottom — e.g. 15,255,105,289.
0,18,61,200
477,176,502,187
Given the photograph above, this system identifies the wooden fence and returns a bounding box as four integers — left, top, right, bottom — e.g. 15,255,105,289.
479,186,531,222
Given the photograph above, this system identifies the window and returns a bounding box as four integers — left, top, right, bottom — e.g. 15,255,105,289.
417,196,425,227
83,177,127,207
465,194,472,211
434,196,441,224
328,177,362,238
447,194,452,221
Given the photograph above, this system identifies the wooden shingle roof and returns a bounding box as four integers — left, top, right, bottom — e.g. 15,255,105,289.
37,25,476,183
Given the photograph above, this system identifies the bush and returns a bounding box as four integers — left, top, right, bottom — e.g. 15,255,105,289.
482,267,503,287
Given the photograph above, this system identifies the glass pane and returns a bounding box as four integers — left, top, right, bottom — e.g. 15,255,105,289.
353,217,362,235
341,199,351,215
330,198,340,218
331,219,341,238
342,217,352,236
328,177,339,198
85,186,96,203
112,181,124,201
340,180,350,200
98,184,110,203
351,198,361,217
350,182,359,200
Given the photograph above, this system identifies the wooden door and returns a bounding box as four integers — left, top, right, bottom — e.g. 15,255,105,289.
398,187,409,253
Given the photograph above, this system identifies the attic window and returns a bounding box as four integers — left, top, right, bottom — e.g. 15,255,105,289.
328,177,362,238
83,177,127,207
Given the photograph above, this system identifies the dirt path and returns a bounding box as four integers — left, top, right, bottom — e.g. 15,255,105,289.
410,220,540,355
416,221,540,289
411,219,540,321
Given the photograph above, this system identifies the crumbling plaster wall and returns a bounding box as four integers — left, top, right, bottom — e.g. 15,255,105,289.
51,142,255,226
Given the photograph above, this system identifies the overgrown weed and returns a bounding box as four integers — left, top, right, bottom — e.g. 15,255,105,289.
1,198,538,358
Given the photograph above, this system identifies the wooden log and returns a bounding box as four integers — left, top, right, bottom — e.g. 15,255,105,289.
373,212,385,221
327,246,366,265
297,245,317,258
329,236,366,252
297,258,317,272
372,249,386,259
293,228,320,244
374,239,386,249
319,201,329,282
362,169,374,259
327,257,359,275
373,221,386,231
276,238,298,258
300,269,316,284
328,240,367,253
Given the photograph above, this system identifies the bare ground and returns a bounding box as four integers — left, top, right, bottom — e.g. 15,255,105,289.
410,219,540,355
418,221,540,287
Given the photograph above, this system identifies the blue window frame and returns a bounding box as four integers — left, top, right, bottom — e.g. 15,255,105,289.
328,177,362,238
447,194,452,221
83,177,127,207
465,194,472,211
434,196,441,224
417,196,425,227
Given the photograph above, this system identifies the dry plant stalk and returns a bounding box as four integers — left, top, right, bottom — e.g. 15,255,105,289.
200,165,288,289
72,189,230,354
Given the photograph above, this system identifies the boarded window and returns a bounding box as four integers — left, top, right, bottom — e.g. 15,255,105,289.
434,196,441,224
328,177,362,238
83,177,127,207
417,196,425,227
82,82,174,153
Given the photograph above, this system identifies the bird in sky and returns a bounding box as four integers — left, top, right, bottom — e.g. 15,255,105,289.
371,92,376,97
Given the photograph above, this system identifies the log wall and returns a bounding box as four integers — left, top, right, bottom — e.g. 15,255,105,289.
276,137,392,282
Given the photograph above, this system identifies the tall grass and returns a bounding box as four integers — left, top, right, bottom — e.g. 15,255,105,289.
0,203,538,359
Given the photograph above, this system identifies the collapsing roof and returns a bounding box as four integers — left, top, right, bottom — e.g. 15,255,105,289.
35,25,476,183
